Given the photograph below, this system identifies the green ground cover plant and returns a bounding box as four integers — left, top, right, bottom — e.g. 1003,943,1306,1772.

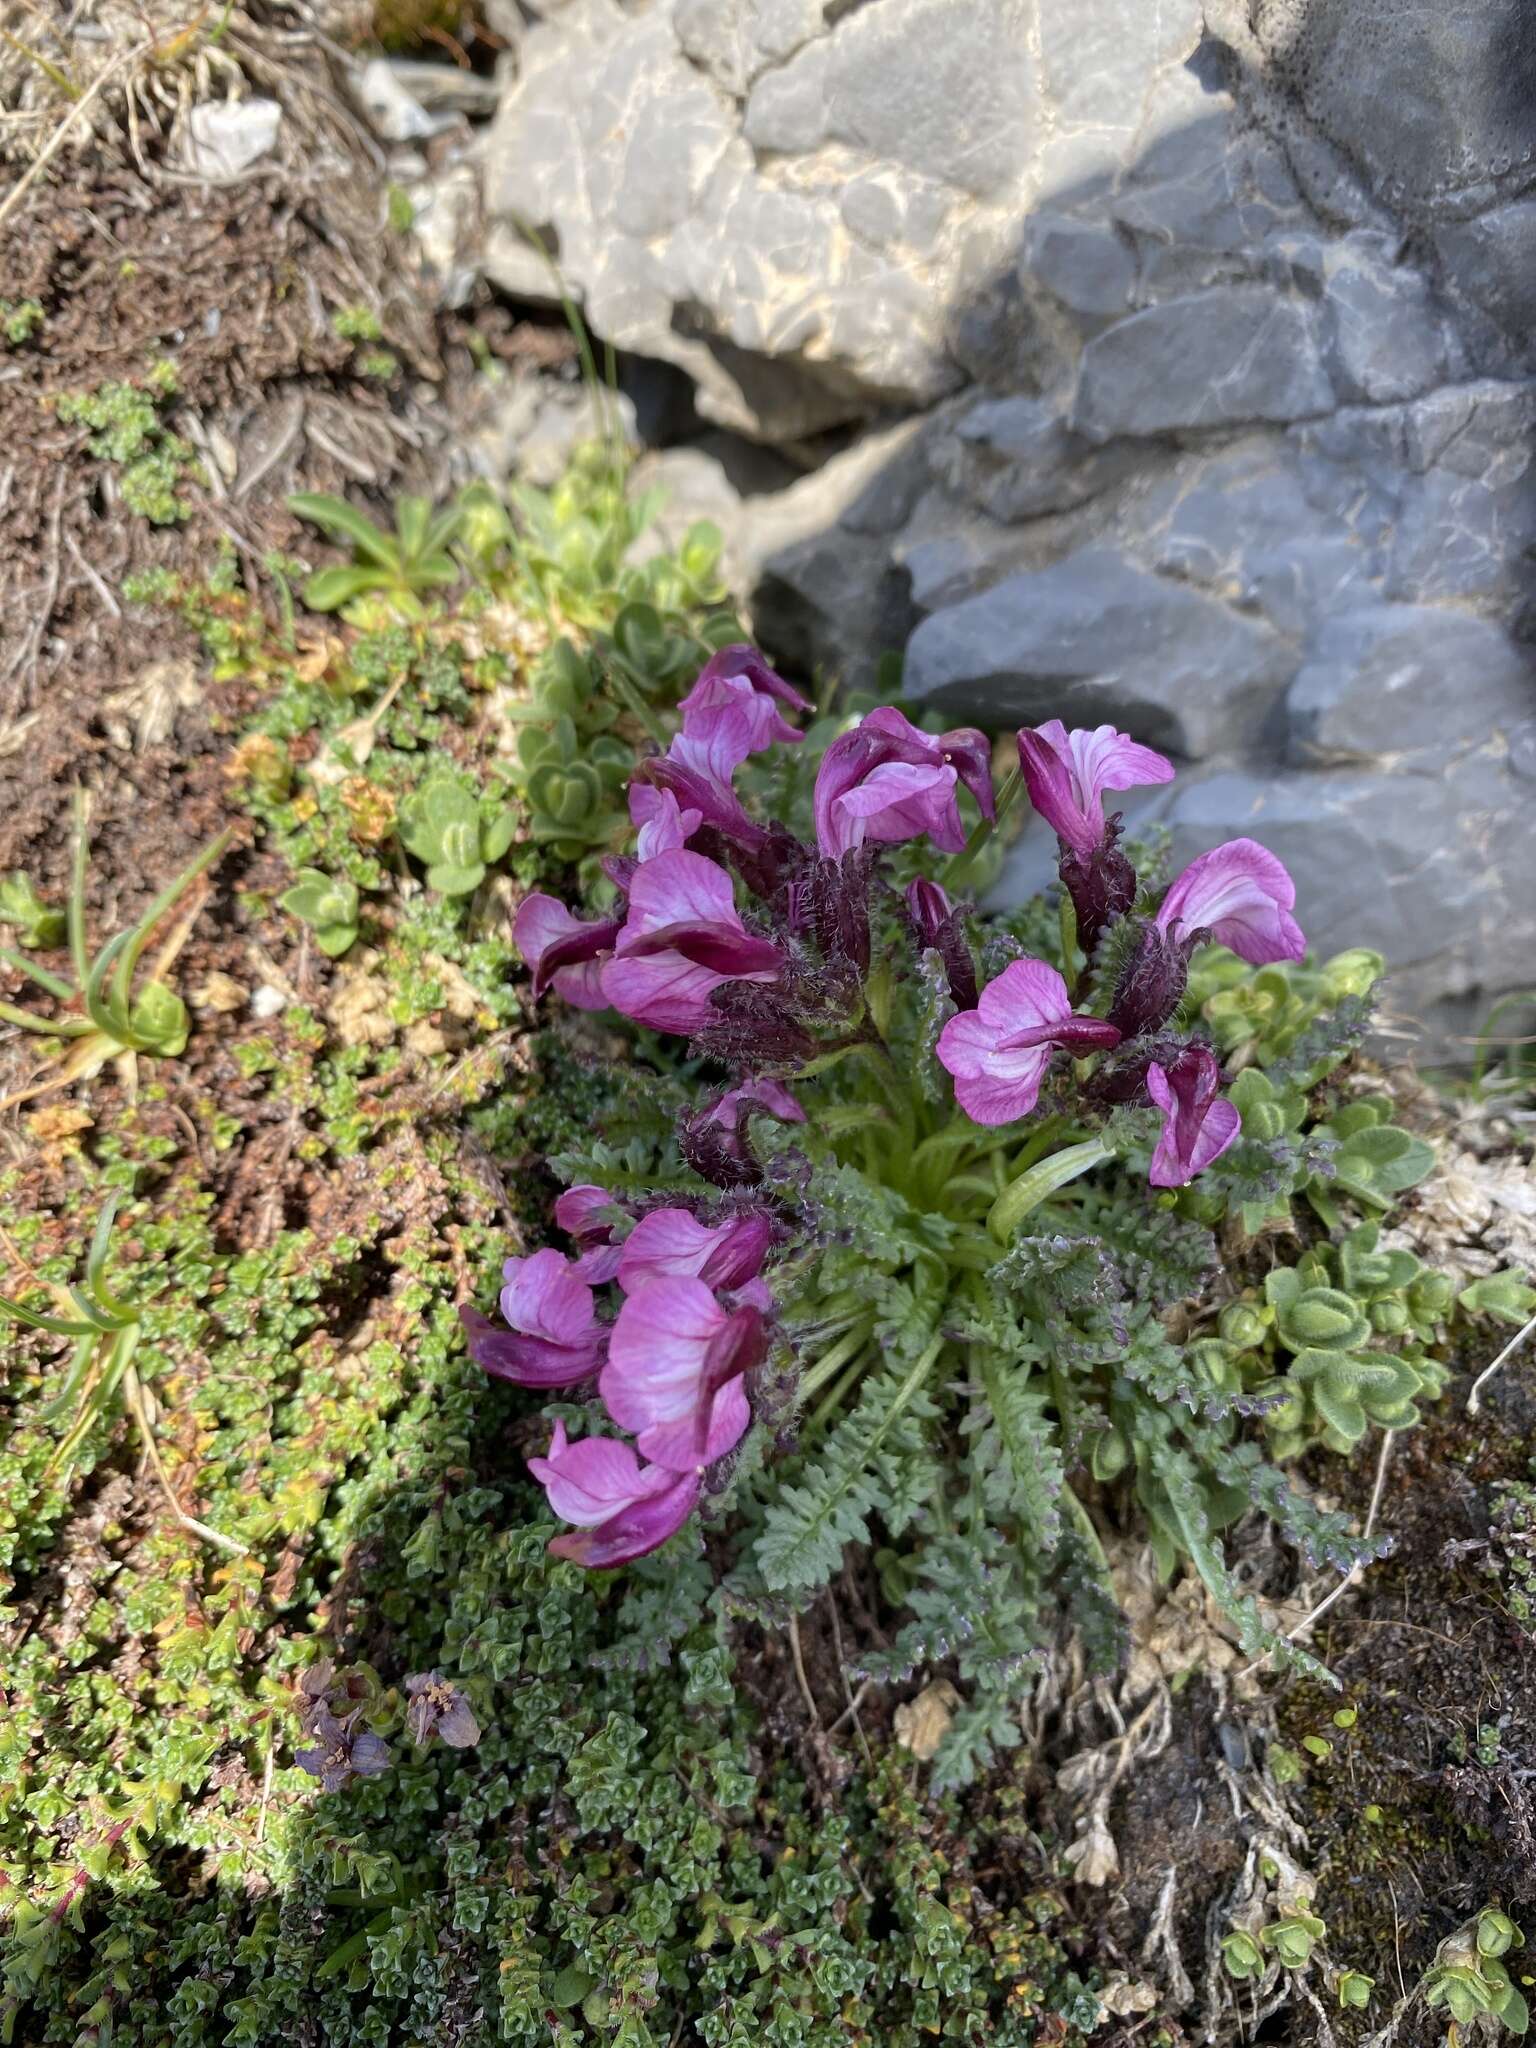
0,427,1527,2047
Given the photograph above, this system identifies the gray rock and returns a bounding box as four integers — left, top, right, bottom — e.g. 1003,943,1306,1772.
1434,200,1536,364
1321,234,1449,403
1243,0,1536,226
926,395,1138,523
1019,214,1137,333
902,546,1293,758
1156,757,1536,1047
1285,607,1536,765
1073,289,1335,441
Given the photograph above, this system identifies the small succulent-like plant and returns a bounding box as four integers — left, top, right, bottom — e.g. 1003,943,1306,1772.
1423,1910,1529,2039
288,492,467,618
396,772,518,897
0,791,230,1098
279,867,361,957
1336,1970,1375,2010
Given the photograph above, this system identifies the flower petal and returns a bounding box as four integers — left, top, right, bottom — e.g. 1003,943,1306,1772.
1157,839,1305,964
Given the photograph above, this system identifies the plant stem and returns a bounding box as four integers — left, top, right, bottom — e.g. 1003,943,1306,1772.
798,1321,875,1402
988,1136,1111,1243
943,765,1021,892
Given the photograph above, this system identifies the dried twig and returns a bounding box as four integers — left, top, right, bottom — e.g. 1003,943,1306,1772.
1467,1311,1536,1417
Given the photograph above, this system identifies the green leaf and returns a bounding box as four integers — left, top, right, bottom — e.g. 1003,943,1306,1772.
302,565,384,612
287,493,398,568
425,861,485,897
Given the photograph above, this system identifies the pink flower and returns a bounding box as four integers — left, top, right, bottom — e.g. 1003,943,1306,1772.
639,701,773,843
460,1249,604,1387
617,1207,771,1295
601,1277,765,1470
1156,839,1305,965
555,1184,625,1282
707,1077,804,1130
678,645,809,749
1145,1047,1241,1187
601,849,782,1035
529,1420,700,1568
629,785,701,861
937,957,1121,1127
513,894,622,1009
1017,720,1174,859
814,707,994,859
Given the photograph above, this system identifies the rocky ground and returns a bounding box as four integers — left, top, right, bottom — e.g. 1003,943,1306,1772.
2,4,1536,2045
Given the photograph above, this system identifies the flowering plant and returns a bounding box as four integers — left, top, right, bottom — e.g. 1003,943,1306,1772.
474,646,1456,1781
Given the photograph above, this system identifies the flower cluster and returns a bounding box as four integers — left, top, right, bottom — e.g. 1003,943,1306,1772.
497,645,1307,1568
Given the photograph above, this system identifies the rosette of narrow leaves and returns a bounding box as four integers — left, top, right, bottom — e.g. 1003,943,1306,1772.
279,867,360,957
0,791,230,1074
397,773,518,896
288,492,466,619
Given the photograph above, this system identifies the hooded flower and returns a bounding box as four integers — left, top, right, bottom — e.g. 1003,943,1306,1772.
678,644,810,749
555,1183,625,1282
601,849,783,1035
513,894,623,1009
617,1207,772,1295
904,877,978,1009
639,700,774,843
629,785,702,861
680,1079,807,1188
460,1248,604,1388
528,1419,701,1568
937,956,1122,1127
1156,839,1305,965
814,707,994,859
602,1276,765,1470
1145,1047,1241,1187
1017,720,1174,859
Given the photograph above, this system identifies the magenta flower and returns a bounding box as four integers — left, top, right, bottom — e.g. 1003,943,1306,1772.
529,1420,701,1568
904,877,978,1009
814,706,994,859
601,849,783,1035
629,785,701,861
709,1077,804,1130
602,1277,765,1470
1017,720,1174,860
678,645,810,748
555,1183,625,1282
1156,839,1305,965
1145,1047,1241,1187
459,1248,605,1388
937,957,1122,1127
639,700,773,844
617,1207,772,1294
513,894,623,1009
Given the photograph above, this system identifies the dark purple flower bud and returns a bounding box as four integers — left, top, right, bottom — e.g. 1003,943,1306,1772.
294,1706,393,1793
1105,919,1202,1041
404,1672,481,1750
1147,1046,1241,1187
1057,814,1138,957
689,981,817,1070
904,878,979,1010
806,848,878,976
